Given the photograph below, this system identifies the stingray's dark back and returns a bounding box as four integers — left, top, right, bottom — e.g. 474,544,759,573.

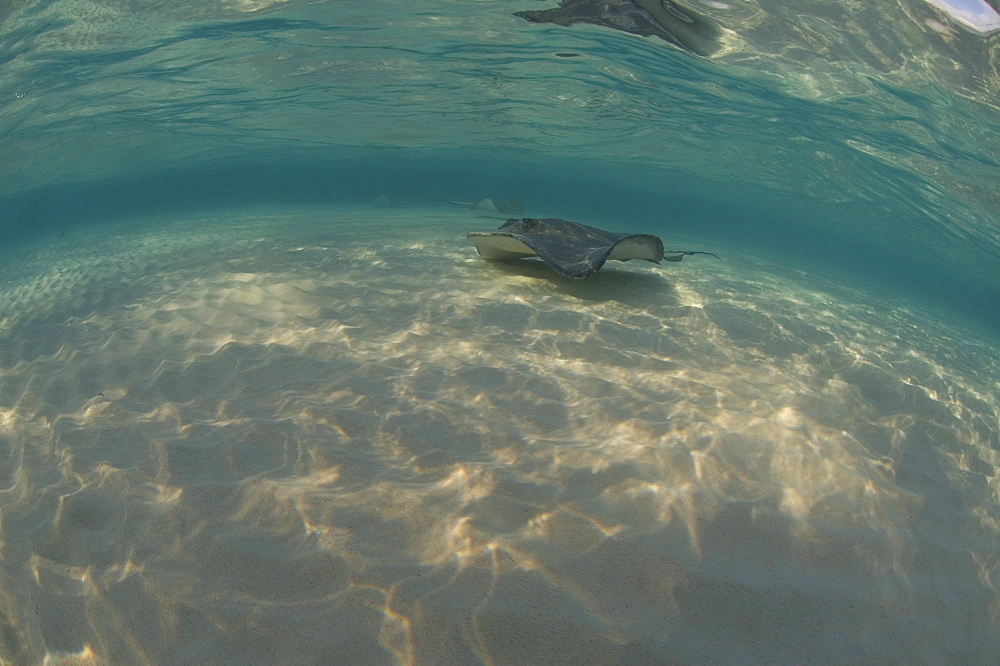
495,218,664,278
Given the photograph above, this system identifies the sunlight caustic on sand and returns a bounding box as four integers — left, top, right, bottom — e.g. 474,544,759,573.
0,207,998,662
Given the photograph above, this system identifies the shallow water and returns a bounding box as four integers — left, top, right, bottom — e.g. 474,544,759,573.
1,0,1000,662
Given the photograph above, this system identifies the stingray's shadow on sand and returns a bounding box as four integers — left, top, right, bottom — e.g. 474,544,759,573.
482,258,682,308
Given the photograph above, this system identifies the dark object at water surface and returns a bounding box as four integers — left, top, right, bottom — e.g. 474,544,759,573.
514,0,721,58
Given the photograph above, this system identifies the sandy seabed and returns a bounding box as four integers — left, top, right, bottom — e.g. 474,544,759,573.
0,206,998,664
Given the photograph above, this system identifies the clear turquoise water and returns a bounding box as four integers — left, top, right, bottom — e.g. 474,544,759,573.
0,1,999,662
1,0,998,333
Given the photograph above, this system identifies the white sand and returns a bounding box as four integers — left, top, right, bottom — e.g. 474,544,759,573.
0,206,998,663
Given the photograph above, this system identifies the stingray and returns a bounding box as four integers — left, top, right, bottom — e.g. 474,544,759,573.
468,217,718,278
514,0,721,58
445,197,525,214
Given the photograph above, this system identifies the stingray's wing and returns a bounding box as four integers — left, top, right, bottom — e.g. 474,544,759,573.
514,0,720,58
467,232,538,261
468,218,664,279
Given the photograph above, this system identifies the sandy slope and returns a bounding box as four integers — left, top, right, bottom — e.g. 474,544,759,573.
0,207,997,663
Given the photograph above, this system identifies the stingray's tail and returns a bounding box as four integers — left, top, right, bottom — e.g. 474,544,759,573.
664,250,721,262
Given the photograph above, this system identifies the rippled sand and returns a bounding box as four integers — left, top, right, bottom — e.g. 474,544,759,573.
1,207,998,663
